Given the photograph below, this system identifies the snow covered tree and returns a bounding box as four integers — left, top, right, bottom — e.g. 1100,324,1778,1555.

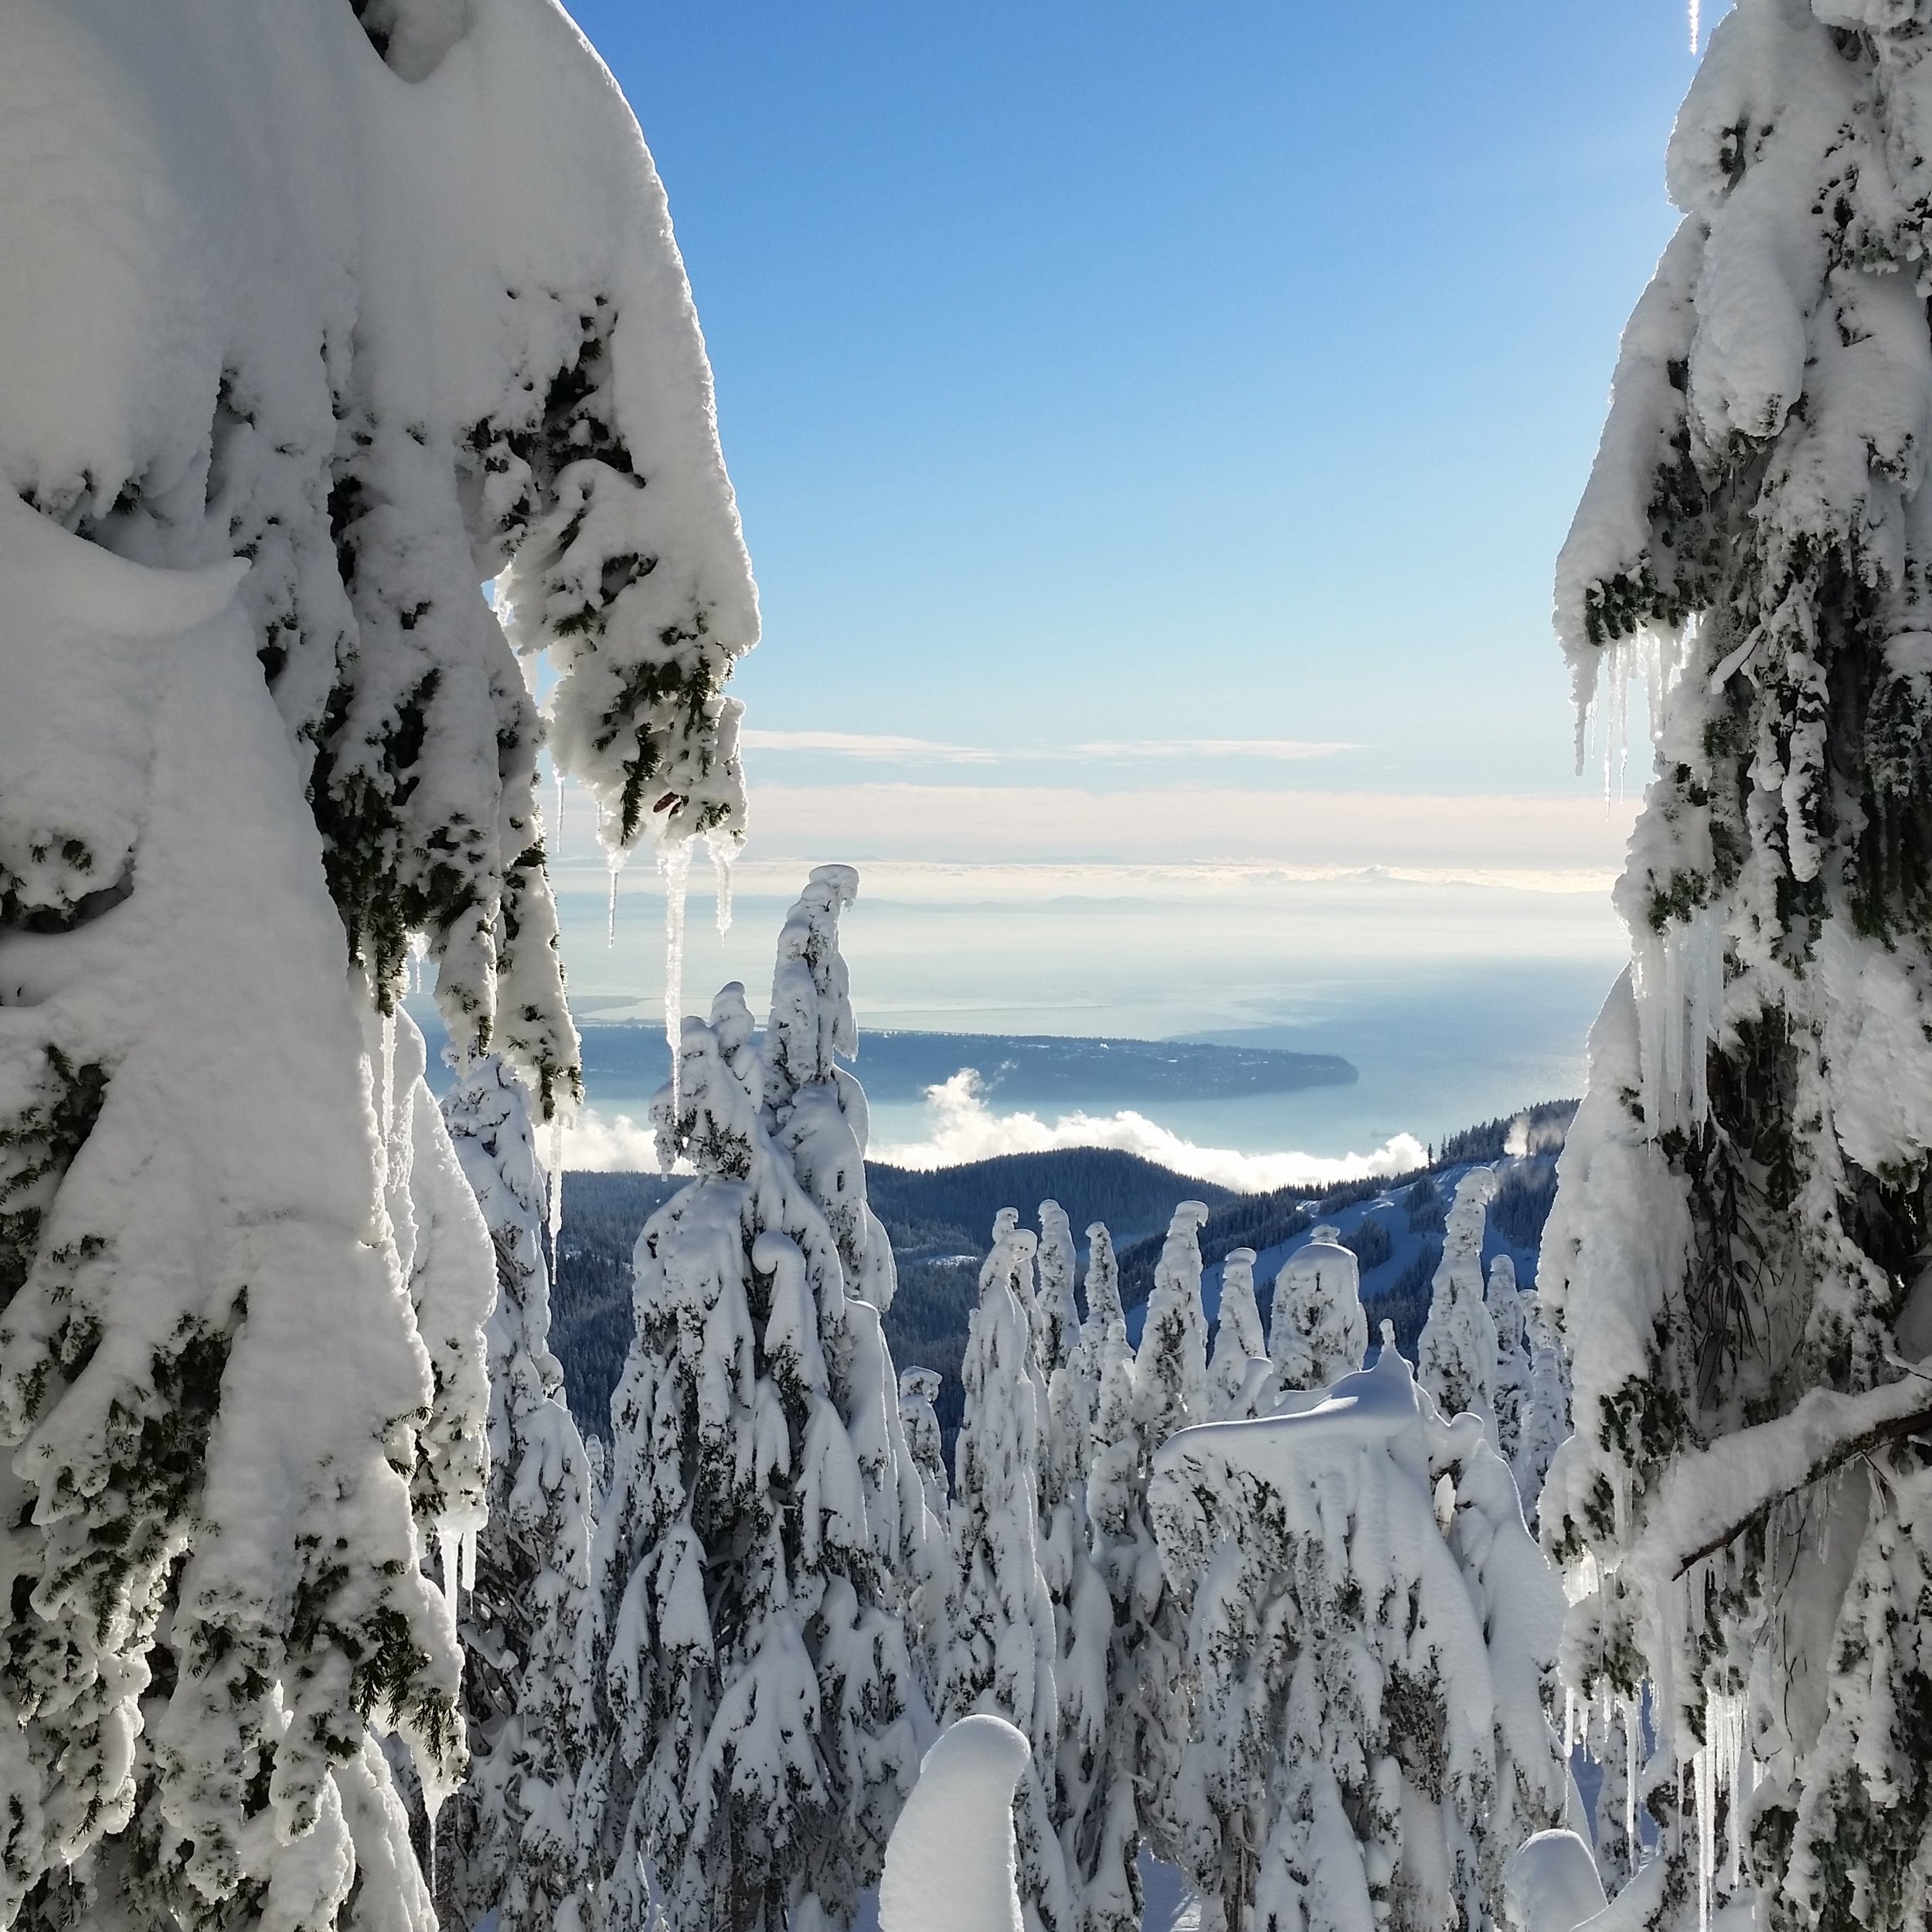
1208,1248,1268,1420
1487,1253,1529,1478
943,1213,1073,1932
1417,1171,1498,1434
900,1368,950,1525
1266,1225,1367,1395
1149,1344,1570,1932
439,1054,597,1932
1512,1294,1570,1535
1100,1203,1218,1883
1026,1203,1110,1932
0,5,755,1923
588,879,929,1932
1545,2,1932,1922
759,869,940,1673
1065,1225,1144,1932
1136,1204,1212,1448
1033,1202,1089,1505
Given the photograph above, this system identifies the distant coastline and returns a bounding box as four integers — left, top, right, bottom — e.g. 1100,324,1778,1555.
410,1008,1357,1107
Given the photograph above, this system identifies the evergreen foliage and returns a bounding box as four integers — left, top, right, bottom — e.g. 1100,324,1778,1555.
1546,3,1932,1919
1417,1171,1499,1435
0,5,754,1922
1207,1249,1268,1420
1267,1226,1369,1395
941,1213,1073,1932
586,875,928,1932
439,1056,597,1932
1150,1347,1569,1932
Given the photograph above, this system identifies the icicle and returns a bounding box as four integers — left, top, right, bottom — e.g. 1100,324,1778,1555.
659,835,693,1119
461,1524,477,1594
547,1109,564,1289
379,1008,396,1148
1625,1693,1641,1855
553,763,565,859
437,1526,461,1620
1689,0,1700,55
607,845,624,947
1695,1730,1715,1932
710,830,735,937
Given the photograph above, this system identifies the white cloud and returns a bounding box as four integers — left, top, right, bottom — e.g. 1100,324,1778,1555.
738,782,1640,876
871,1071,1428,1195
736,730,1355,765
1067,738,1357,761
558,1107,670,1173
740,729,996,762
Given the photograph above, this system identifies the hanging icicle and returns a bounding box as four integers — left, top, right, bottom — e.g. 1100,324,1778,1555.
710,828,735,937
659,835,693,1121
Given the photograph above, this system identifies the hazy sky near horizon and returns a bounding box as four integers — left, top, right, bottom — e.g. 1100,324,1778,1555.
545,0,1710,1047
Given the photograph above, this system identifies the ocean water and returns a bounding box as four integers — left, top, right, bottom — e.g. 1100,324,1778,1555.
547,868,1627,1167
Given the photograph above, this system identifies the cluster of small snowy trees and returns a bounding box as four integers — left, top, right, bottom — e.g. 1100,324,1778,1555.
567,870,1588,1932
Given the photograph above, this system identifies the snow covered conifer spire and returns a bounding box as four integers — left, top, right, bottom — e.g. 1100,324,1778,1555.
757,866,939,1660
1417,1170,1498,1433
900,1366,950,1523
1065,1224,1145,1932
589,886,927,1932
1513,1295,1570,1530
1267,1225,1368,1394
437,1054,597,1932
1034,1201,1089,1495
1546,2,1932,1916
1134,1202,1211,1447
1487,1253,1529,1477
1208,1248,1267,1419
943,1215,1073,1932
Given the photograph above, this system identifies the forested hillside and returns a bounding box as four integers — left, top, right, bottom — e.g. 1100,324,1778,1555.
551,1105,1575,1447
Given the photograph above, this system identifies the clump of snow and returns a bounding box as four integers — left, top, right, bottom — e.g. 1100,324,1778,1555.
1502,1829,1608,1932
1148,1346,1569,1931
1267,1222,1369,1393
879,1715,1030,1932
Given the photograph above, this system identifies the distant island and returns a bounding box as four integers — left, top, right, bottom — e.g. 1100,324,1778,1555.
562,1023,1356,1106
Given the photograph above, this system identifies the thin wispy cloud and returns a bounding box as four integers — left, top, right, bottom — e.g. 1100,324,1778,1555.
739,730,1356,764
740,729,995,763
1068,738,1357,760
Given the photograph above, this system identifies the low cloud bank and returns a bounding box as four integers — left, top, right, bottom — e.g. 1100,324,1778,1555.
560,1108,665,1173
558,1075,1427,1196
869,1072,1427,1195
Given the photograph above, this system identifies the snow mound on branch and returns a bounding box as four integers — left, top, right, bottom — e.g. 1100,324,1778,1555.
1503,1830,1608,1932
873,1070,1426,1192
1148,1346,1567,1930
879,1715,1030,1932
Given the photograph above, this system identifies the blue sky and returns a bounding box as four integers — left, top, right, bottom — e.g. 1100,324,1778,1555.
541,0,1709,1119
568,0,1702,816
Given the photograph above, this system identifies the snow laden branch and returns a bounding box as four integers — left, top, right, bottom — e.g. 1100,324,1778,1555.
1642,1377,1932,1583
1,0,757,1113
